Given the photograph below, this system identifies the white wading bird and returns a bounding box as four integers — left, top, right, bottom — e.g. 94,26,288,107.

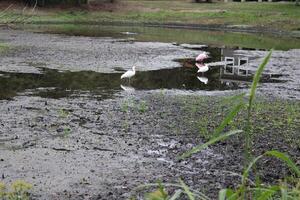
121,66,136,83
197,76,208,85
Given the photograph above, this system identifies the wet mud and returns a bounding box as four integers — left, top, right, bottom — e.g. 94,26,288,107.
0,28,198,73
0,92,225,199
0,27,299,199
0,92,299,199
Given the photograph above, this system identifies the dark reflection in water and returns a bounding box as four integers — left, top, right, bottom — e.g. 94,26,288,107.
0,68,120,100
0,42,286,100
0,61,283,100
0,67,233,100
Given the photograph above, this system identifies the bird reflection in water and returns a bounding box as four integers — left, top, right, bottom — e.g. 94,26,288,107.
197,76,208,85
120,84,135,92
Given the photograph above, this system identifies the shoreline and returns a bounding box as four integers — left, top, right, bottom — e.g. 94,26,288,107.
6,20,300,38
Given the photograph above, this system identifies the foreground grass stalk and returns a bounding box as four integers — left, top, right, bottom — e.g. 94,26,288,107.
245,50,272,163
137,50,300,200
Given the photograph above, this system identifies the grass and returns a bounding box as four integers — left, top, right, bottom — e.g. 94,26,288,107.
179,96,300,149
134,51,300,199
0,43,9,54
22,23,300,50
1,1,300,33
0,180,32,200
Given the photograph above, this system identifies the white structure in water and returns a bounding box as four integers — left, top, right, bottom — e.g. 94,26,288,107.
223,56,250,76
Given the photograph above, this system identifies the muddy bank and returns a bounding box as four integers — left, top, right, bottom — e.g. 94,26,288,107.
0,91,299,199
7,20,300,39
234,49,300,99
0,28,198,73
0,92,225,199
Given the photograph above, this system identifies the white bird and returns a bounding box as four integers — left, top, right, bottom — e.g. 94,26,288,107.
121,66,136,82
197,64,209,74
197,76,208,85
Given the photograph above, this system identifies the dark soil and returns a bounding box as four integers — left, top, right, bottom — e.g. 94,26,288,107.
0,91,299,199
0,27,299,199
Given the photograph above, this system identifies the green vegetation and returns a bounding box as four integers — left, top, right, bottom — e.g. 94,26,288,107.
24,24,300,50
0,180,32,200
0,43,9,54
134,52,300,199
142,157,300,200
59,108,69,118
121,98,149,114
63,127,71,137
138,100,148,113
181,97,300,149
1,1,300,33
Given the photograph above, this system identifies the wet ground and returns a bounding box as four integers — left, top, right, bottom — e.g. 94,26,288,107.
0,25,299,199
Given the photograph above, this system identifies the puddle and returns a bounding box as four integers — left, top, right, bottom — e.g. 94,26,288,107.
0,25,293,100
0,49,284,100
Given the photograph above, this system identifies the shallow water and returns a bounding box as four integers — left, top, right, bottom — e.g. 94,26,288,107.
26,24,300,50
0,57,282,100
0,25,295,100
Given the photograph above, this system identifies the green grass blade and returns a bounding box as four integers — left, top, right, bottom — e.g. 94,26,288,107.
133,183,210,200
219,189,237,200
179,130,242,159
169,189,182,200
280,185,288,200
247,187,280,200
248,50,273,111
242,155,264,185
213,102,244,138
255,187,279,200
264,151,300,177
218,189,227,200
179,179,195,200
240,151,300,198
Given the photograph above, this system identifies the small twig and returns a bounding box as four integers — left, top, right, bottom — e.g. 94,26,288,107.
52,147,72,152
93,147,113,151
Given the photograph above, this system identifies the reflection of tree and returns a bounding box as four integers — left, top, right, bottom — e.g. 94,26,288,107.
194,0,212,3
0,69,121,99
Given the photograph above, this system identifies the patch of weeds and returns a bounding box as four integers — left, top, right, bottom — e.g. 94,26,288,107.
121,98,133,113
197,116,210,140
122,119,129,132
0,180,32,200
0,43,9,54
158,111,168,119
157,89,166,101
59,109,69,118
138,100,148,113
121,98,149,114
145,182,168,200
63,127,71,138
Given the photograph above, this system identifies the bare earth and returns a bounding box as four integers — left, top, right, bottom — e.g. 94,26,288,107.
0,28,299,199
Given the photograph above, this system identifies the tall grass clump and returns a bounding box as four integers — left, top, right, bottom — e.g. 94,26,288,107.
0,180,32,200
134,50,300,199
